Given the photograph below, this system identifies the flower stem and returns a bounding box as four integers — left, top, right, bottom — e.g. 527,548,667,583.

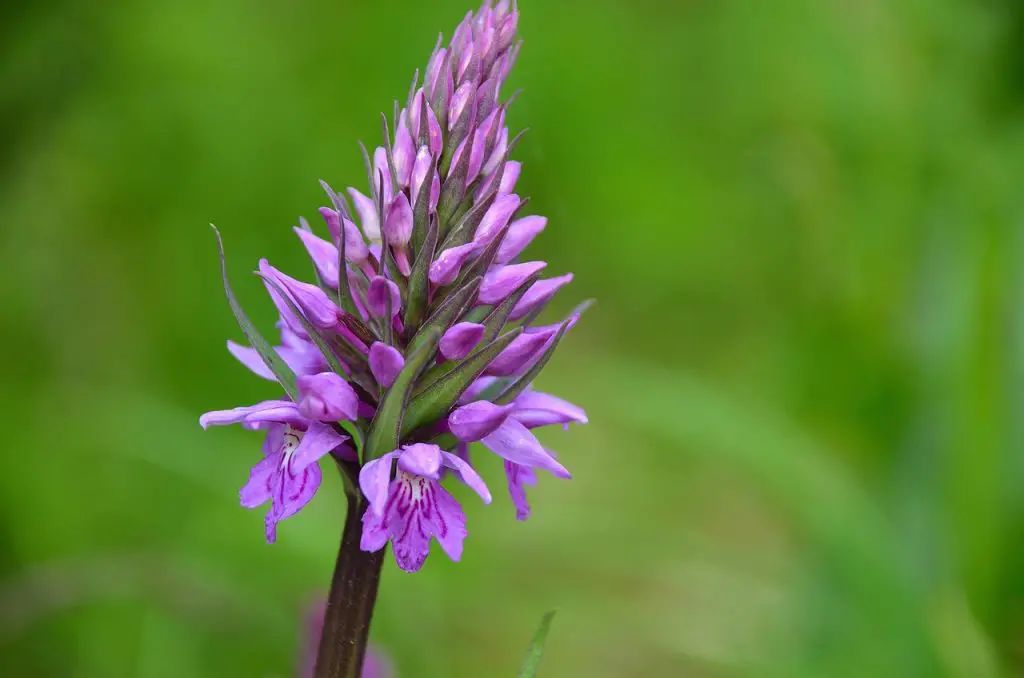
312,492,385,678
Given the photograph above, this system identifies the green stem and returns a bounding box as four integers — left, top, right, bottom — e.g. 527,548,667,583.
312,493,385,678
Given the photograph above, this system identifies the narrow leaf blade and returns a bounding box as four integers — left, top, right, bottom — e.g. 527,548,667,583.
211,225,299,400
517,610,557,678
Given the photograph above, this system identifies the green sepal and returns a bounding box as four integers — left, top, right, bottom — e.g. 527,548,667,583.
438,189,496,252
403,214,438,336
379,112,400,197
437,139,470,235
410,154,436,257
363,329,441,463
516,610,557,678
495,319,572,406
211,225,298,400
403,327,522,436
318,182,360,317
407,274,482,355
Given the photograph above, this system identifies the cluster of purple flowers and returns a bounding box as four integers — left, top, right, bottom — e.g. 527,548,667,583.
201,0,586,573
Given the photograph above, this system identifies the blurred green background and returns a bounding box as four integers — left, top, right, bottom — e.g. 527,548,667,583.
2,0,1022,676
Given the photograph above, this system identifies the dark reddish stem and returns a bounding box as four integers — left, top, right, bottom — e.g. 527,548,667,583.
312,493,385,678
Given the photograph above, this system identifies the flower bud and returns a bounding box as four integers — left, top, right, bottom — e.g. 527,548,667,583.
369,342,405,388
440,322,486,360
297,372,359,422
449,401,514,441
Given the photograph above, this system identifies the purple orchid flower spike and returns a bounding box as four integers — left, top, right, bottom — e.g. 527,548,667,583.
202,3,587,675
359,443,491,572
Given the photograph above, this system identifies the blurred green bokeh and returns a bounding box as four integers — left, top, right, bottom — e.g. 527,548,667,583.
2,0,1022,676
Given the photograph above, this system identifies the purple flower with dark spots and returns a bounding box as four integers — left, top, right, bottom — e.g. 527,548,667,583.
360,443,490,572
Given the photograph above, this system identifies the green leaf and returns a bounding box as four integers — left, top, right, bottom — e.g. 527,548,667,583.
363,330,441,462
211,225,299,400
403,214,438,335
403,327,522,436
517,610,557,678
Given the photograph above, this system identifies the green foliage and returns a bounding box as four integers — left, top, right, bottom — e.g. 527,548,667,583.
517,611,557,678
0,0,1021,677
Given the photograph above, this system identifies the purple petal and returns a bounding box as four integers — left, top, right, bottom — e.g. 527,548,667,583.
512,390,589,429
505,460,537,521
426,104,443,156
226,340,275,380
290,421,348,471
448,401,514,441
359,452,399,515
369,342,405,388
265,459,322,543
347,188,380,242
482,126,507,177
410,146,433,207
425,484,468,563
392,124,414,188
510,273,573,321
442,451,492,504
383,193,413,247
360,496,391,553
429,242,480,286
367,277,402,319
322,208,371,264
473,193,521,244
484,328,554,377
373,147,393,201
294,228,340,287
259,260,339,329
439,322,486,360
240,453,278,509
496,216,546,264
467,125,487,186
478,261,547,305
498,160,521,195
396,443,443,480
297,372,359,422
199,399,300,429
481,418,571,478
449,82,474,129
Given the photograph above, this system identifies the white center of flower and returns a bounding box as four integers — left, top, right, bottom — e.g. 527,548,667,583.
397,469,428,501
281,425,302,466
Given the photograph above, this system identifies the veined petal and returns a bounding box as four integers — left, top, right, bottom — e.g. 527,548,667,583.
359,452,399,514
265,459,322,543
290,421,348,471
240,453,279,508
481,418,570,478
441,451,492,503
504,460,538,521
426,484,468,563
